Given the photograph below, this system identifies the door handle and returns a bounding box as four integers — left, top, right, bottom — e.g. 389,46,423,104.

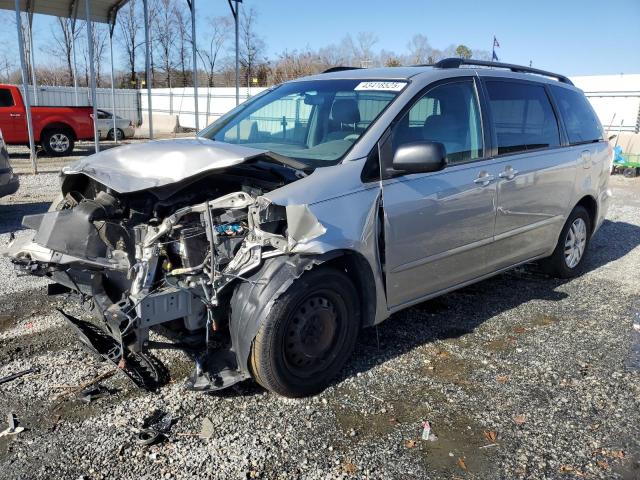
498,166,519,180
474,172,495,186
9,113,20,117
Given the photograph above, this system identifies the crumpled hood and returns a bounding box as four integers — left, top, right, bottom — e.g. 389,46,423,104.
62,137,269,193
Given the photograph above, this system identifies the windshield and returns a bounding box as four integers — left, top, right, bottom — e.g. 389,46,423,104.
198,79,406,167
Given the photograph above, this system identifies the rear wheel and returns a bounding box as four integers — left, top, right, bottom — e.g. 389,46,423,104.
539,205,591,278
42,129,74,156
248,267,360,397
107,128,125,141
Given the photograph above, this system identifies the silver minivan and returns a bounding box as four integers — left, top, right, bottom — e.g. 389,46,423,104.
4,59,611,397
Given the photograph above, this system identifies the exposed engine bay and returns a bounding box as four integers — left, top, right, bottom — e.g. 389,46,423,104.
3,143,327,391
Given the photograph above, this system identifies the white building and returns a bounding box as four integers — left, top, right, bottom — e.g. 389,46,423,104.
571,74,640,133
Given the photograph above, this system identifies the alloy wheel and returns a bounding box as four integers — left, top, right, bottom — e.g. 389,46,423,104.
564,218,587,268
49,133,70,153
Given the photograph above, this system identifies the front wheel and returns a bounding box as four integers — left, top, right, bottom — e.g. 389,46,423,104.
248,267,360,397
539,205,591,278
42,129,75,156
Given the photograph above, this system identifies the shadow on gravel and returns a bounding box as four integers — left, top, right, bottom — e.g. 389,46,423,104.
0,202,50,234
334,218,640,386
8,142,123,160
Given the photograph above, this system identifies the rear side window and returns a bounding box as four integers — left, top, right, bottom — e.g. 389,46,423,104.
0,89,14,107
550,86,603,145
485,81,560,155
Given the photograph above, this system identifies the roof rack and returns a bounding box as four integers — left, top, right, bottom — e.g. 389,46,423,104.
432,58,573,86
322,66,363,74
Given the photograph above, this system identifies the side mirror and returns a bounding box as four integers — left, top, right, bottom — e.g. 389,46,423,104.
608,134,617,141
392,141,447,174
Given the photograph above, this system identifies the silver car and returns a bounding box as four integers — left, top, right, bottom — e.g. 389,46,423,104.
96,109,135,140
3,59,611,397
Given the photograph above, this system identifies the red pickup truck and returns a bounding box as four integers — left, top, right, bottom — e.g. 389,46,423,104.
0,84,94,156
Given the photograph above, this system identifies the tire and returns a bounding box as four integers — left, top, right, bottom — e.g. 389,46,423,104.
42,129,74,156
623,167,638,178
539,205,591,278
107,128,125,141
248,267,360,397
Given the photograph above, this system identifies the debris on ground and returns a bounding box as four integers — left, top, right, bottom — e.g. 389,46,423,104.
513,414,527,425
52,369,117,403
199,417,215,440
0,367,39,386
483,430,498,442
0,413,25,438
421,420,431,440
421,420,438,441
341,460,357,474
136,410,174,446
77,385,116,404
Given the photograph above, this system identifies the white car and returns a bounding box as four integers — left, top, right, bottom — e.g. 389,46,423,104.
96,109,135,140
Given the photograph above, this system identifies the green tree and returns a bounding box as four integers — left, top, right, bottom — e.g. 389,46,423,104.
455,44,472,59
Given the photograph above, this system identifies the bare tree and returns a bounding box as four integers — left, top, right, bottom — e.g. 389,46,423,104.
152,0,177,88
174,3,191,86
118,0,143,87
379,49,402,67
271,49,325,84
239,6,266,87
356,31,378,67
198,16,232,87
407,34,431,64
0,54,14,82
50,18,84,86
79,22,108,86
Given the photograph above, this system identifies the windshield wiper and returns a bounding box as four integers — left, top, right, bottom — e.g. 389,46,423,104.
263,151,314,174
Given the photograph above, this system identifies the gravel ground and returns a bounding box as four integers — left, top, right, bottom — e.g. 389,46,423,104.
0,165,638,479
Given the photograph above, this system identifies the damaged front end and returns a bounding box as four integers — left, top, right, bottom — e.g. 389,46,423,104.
3,139,326,391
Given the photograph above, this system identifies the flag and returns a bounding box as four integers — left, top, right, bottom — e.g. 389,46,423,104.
492,36,500,62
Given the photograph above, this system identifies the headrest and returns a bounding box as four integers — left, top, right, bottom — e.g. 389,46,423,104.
423,114,460,140
331,99,360,124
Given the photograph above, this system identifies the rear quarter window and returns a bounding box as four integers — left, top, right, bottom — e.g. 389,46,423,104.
550,86,603,145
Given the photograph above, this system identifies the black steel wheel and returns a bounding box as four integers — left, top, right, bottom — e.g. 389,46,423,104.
248,267,359,397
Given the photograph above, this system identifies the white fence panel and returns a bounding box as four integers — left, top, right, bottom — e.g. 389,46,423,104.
19,85,141,126
139,87,267,130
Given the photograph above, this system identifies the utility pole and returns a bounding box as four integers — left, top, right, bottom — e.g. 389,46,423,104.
187,0,199,131
227,0,242,106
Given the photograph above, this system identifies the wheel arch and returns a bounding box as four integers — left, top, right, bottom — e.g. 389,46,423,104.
40,122,77,141
575,194,598,233
228,250,376,375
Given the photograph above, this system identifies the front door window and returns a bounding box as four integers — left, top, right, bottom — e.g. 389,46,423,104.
392,80,483,165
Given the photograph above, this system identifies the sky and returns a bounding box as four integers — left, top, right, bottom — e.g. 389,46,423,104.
1,0,639,77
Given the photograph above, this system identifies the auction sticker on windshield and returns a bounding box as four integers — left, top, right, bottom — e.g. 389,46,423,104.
354,81,407,91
